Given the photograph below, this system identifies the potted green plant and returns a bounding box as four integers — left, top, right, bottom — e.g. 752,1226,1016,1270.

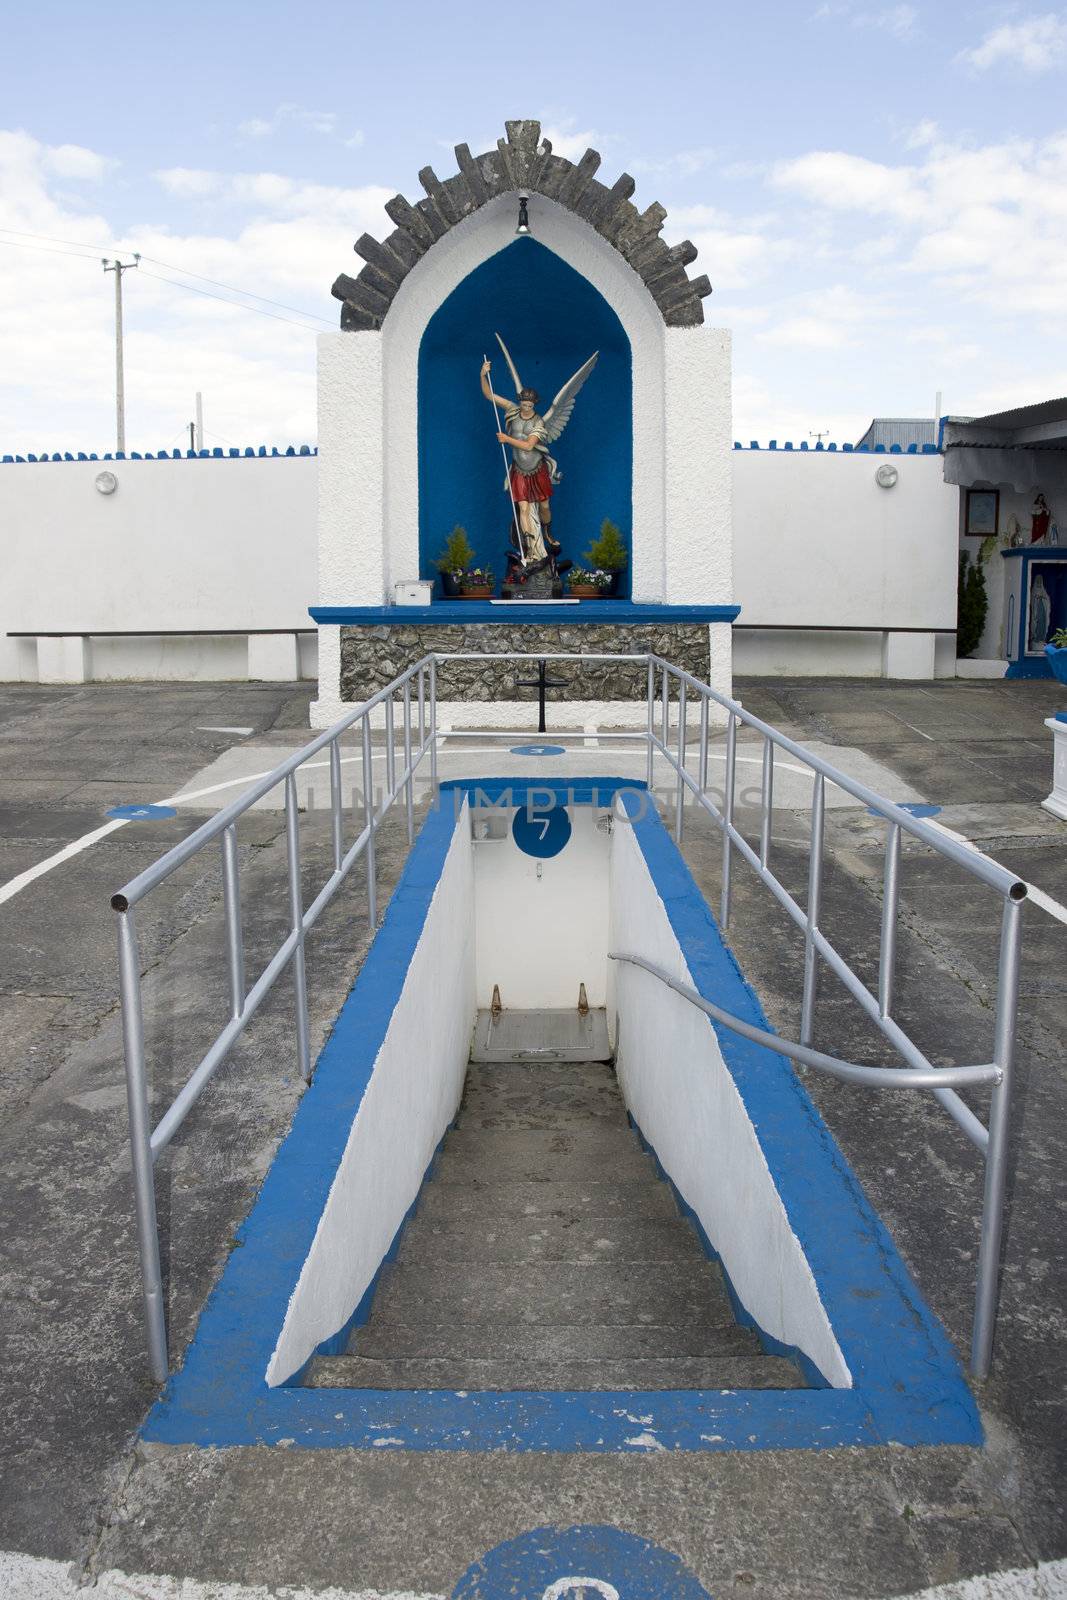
568,566,612,599
1046,627,1067,685
583,518,628,597
434,525,475,598
459,565,494,599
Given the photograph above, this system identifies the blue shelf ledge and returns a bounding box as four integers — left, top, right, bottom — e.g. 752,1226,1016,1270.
309,602,742,626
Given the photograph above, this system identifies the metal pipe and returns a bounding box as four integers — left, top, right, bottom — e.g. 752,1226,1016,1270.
800,773,824,1048
698,691,709,796
285,773,311,1083
971,894,1023,1377
759,736,774,870
661,662,669,755
674,681,687,842
118,909,169,1382
722,713,737,926
403,680,414,846
220,824,245,1021
645,657,654,791
417,667,426,758
429,659,438,796
879,822,902,1018
645,655,1025,903
609,952,1000,1092
111,658,434,910
362,713,378,928
384,696,396,795
329,738,343,874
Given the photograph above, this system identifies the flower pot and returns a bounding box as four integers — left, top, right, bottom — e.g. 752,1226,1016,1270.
569,585,605,599
439,571,462,598
459,586,493,599
607,570,626,598
1045,644,1067,685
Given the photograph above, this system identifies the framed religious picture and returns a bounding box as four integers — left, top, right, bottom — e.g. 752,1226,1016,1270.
965,489,999,537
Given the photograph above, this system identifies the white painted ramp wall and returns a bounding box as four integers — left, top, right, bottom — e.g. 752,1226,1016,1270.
608,816,849,1387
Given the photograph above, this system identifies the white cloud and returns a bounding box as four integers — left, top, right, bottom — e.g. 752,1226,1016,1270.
631,147,718,178
154,167,224,198
237,103,354,141
902,119,939,150
44,143,115,181
811,3,917,37
542,120,613,162
956,13,1067,72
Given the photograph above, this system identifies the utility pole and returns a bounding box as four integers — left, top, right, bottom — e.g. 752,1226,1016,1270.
195,391,203,451
102,254,139,453
809,429,830,444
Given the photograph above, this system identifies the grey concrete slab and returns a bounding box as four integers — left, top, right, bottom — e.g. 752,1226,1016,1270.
0,678,1064,1596
305,1353,804,1390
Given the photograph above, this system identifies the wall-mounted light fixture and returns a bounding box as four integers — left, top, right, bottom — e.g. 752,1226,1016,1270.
94,470,118,495
875,463,899,489
516,193,531,236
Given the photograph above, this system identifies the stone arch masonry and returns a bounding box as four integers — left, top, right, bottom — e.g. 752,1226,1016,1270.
331,118,713,331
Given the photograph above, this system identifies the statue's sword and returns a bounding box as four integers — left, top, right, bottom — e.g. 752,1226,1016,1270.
484,354,526,568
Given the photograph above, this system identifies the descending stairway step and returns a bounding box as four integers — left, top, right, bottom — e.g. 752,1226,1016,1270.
367,1261,737,1328
305,1354,805,1391
397,1214,706,1265
435,1133,654,1185
460,1063,629,1129
414,1180,680,1222
349,1320,762,1362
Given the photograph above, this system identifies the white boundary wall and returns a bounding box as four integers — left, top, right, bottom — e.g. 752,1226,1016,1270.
2,448,964,688
267,806,475,1385
733,449,959,678
607,814,849,1386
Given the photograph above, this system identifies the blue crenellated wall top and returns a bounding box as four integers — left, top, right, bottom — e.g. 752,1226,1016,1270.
733,440,941,455
1,444,318,464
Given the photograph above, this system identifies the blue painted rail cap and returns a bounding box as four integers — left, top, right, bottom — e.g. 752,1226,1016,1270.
309,601,742,626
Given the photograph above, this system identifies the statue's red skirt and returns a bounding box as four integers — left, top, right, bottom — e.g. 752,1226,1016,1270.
510,461,554,503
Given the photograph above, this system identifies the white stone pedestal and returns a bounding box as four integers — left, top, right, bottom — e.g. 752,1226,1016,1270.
882,631,935,679
248,633,301,681
1042,715,1067,822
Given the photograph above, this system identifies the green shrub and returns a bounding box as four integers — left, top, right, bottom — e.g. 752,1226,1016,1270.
435,525,475,574
957,550,988,658
584,518,628,572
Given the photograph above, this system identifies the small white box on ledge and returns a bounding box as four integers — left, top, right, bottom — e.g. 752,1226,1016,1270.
394,580,433,606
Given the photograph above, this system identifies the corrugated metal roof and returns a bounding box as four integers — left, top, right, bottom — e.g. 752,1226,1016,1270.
969,397,1067,430
855,418,938,450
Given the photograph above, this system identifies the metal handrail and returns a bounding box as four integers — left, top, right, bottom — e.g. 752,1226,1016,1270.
641,652,1025,1379
608,952,1002,1092
113,653,438,1381
113,646,1026,1384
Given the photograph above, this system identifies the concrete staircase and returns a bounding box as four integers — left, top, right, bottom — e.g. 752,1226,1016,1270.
305,1058,805,1392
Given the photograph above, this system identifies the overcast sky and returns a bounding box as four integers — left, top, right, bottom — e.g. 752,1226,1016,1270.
1,0,1066,455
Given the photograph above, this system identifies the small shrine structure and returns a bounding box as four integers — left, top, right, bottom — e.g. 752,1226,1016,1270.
309,119,738,727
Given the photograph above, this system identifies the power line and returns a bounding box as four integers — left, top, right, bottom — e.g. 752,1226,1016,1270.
0,226,335,329
135,266,326,330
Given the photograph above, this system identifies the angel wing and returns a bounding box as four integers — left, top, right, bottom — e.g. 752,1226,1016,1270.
494,332,523,397
542,351,599,443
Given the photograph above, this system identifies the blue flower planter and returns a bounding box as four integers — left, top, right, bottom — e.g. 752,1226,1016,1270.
1045,644,1067,685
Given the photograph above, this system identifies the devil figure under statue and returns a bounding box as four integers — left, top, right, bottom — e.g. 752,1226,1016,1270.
480,333,598,590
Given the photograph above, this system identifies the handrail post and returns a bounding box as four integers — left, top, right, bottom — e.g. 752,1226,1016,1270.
800,773,825,1048
971,893,1023,1378
117,908,169,1383
329,737,343,874
220,824,245,1021
418,666,426,757
361,712,378,927
403,680,414,846
759,736,774,870
285,772,312,1083
879,822,901,1018
675,681,687,842
721,712,737,927
645,657,654,790
384,694,396,796
698,691,709,796
429,658,438,797
661,661,669,756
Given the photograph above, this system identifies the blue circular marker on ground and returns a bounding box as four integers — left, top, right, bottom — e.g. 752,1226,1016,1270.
511,744,566,756
107,803,178,820
512,799,572,859
452,1524,713,1599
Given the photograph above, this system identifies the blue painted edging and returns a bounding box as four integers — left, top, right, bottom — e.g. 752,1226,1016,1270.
309,603,742,626
142,778,978,1453
618,787,981,1448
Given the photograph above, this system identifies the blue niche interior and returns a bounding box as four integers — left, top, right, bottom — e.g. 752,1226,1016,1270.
417,239,633,594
